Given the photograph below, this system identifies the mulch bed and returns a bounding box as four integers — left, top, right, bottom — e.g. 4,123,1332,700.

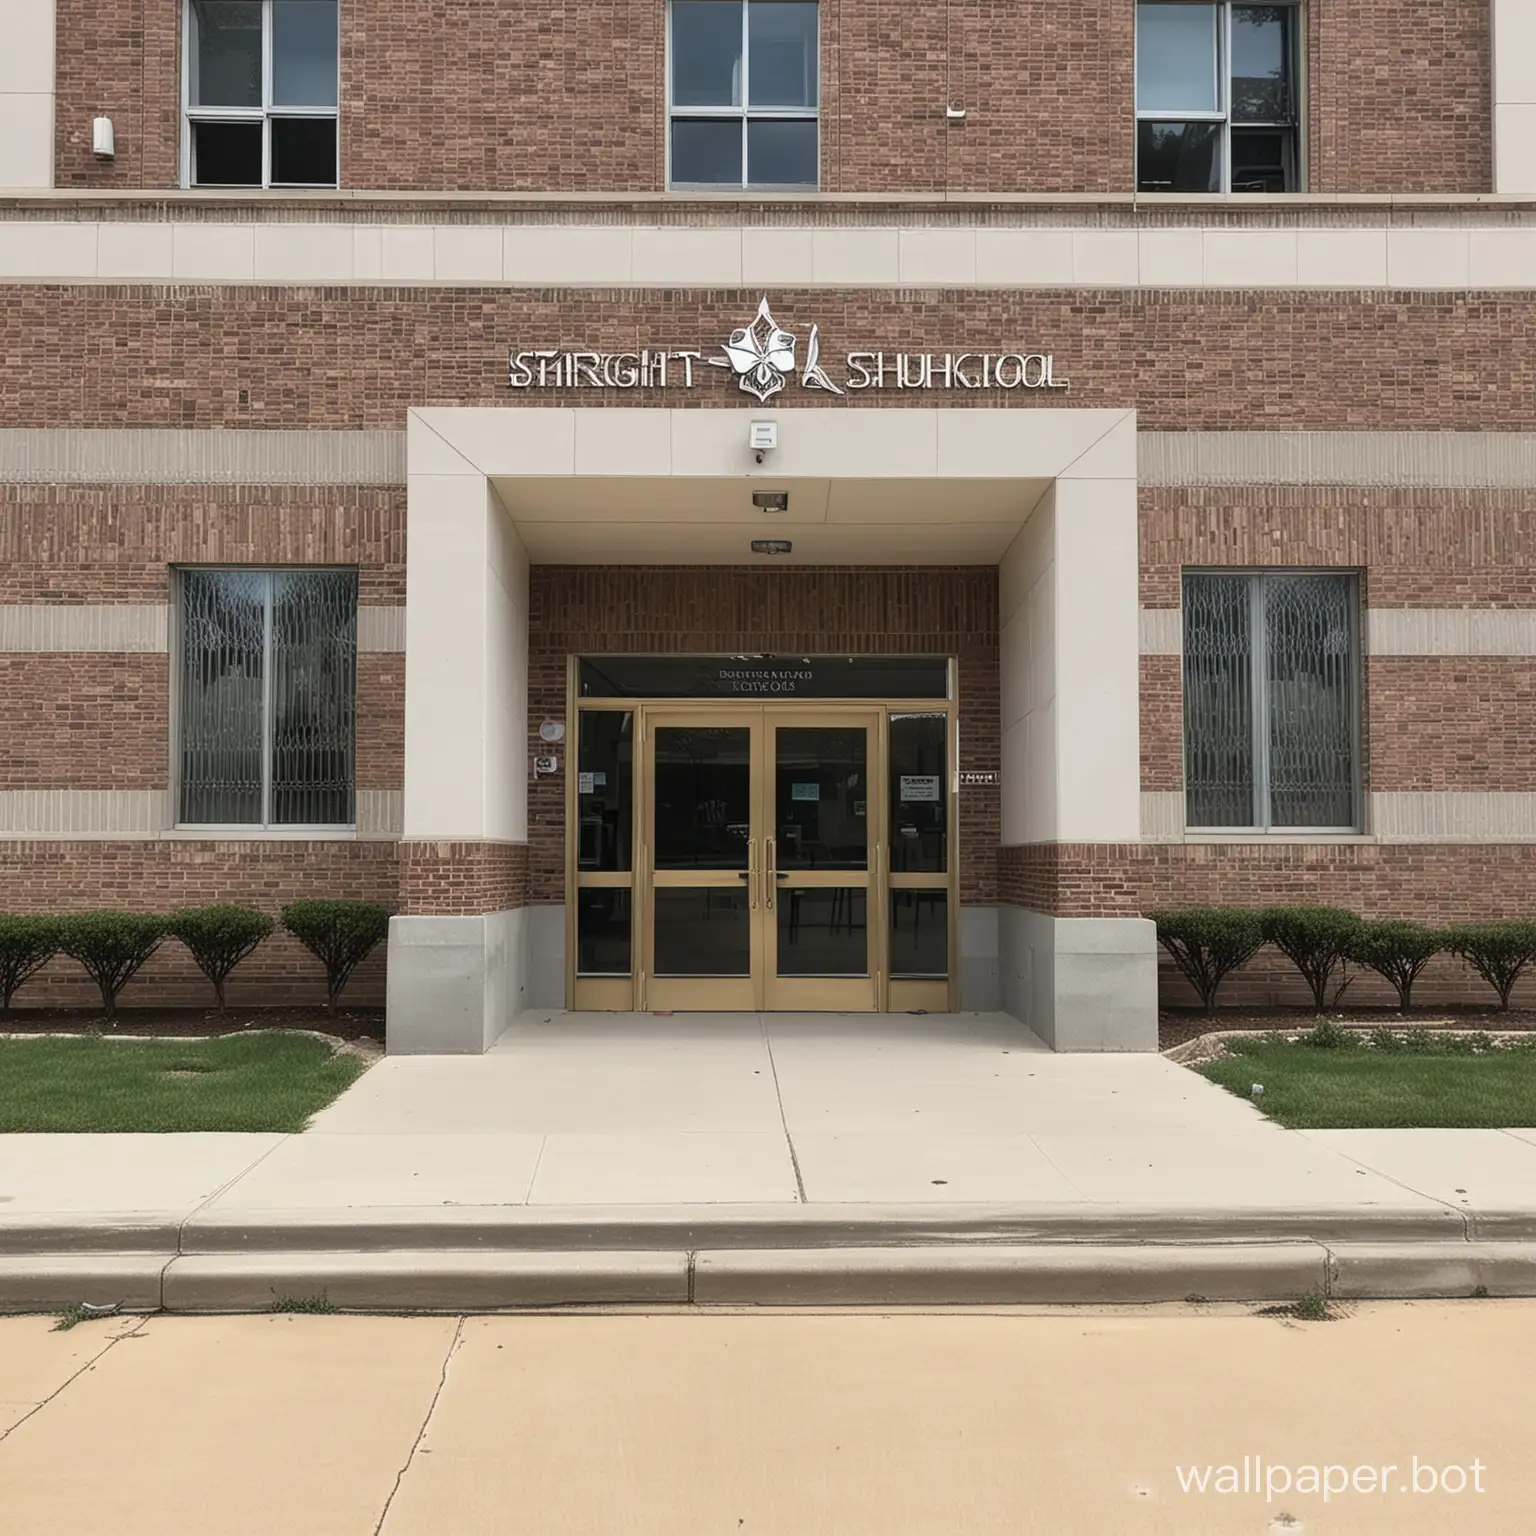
1160,1007,1536,1052
0,1006,385,1042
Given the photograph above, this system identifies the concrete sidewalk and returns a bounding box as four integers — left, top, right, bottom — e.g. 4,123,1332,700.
3,1011,1536,1308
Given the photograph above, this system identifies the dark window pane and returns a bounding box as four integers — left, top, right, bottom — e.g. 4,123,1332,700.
1265,575,1356,828
775,727,866,870
191,120,263,187
889,712,947,873
190,0,263,108
270,571,357,826
748,2,817,107
890,890,948,979
271,117,337,186
1183,574,1255,829
747,119,817,185
272,0,338,107
577,889,632,976
1231,127,1297,192
1137,119,1222,192
671,0,743,105
1136,2,1219,112
578,713,634,872
778,888,867,977
671,118,742,184
653,726,751,870
1231,5,1294,122
653,888,750,976
179,570,266,825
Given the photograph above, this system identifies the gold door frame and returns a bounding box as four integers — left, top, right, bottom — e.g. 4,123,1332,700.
566,660,959,1014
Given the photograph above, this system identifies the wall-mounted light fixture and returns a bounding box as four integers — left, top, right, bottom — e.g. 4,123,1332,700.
752,491,789,513
92,117,116,158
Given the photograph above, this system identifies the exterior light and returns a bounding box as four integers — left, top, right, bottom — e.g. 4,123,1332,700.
750,539,793,555
752,491,789,513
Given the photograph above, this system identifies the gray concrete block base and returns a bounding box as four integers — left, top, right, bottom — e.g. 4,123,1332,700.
1000,908,1159,1051
386,908,527,1054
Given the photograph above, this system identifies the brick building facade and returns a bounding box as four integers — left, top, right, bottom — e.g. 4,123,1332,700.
1,0,1534,1046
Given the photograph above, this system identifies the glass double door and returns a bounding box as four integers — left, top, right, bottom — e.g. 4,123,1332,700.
643,707,881,1011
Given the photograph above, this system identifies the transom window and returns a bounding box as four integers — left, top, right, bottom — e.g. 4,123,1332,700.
1182,572,1359,831
668,0,819,189
184,0,339,188
177,569,358,828
1136,2,1301,193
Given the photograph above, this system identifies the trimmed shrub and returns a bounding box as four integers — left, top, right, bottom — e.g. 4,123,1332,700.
1446,921,1536,1011
1348,920,1450,1011
168,905,275,1013
1147,906,1265,1014
56,912,168,1018
1260,906,1363,1012
281,900,390,1015
0,915,62,1011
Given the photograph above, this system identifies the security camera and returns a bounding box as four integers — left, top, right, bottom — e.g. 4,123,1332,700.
749,420,777,464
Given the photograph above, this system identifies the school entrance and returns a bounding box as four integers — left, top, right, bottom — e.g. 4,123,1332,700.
569,656,957,1013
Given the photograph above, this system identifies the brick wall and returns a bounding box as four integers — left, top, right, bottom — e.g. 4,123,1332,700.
527,566,999,905
4,289,1535,433
398,841,530,915
0,840,398,1007
52,1,1489,193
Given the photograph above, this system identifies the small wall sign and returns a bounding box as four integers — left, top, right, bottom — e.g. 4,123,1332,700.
958,771,1001,787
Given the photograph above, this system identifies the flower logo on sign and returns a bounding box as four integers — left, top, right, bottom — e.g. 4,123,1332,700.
710,297,846,401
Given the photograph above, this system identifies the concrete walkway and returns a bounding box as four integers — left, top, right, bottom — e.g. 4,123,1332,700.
3,1012,1536,1308
2,1304,1534,1533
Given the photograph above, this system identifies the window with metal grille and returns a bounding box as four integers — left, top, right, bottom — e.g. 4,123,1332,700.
184,0,339,188
668,0,819,188
177,569,358,827
1182,572,1359,831
1136,3,1301,193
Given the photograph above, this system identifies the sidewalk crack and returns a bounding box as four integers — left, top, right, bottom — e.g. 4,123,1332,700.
0,1315,151,1448
175,1134,293,1256
374,1315,465,1536
761,1014,807,1203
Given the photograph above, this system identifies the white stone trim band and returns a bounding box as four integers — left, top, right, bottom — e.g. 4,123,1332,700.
0,604,169,652
0,429,405,485
2,220,1536,290
0,788,402,838
1141,790,1536,843
1139,432,1536,487
1143,606,1536,658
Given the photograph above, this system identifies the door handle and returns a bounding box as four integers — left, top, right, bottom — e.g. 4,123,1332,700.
741,839,758,909
765,837,776,911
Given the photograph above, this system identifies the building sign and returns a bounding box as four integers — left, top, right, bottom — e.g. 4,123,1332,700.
900,775,943,802
509,297,1068,403
958,771,1001,787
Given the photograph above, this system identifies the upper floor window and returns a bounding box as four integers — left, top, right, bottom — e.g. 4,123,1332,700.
178,569,358,828
1136,3,1300,193
1182,572,1359,832
184,1,339,188
668,1,818,189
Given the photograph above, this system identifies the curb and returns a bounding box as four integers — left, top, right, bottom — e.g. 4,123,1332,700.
6,1240,1536,1313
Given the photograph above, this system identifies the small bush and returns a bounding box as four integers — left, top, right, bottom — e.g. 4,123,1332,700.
1447,921,1536,1011
1261,906,1363,1011
1348,919,1450,1011
1301,1016,1356,1049
56,912,168,1018
1148,906,1265,1014
0,915,62,1011
281,900,390,1015
168,905,275,1013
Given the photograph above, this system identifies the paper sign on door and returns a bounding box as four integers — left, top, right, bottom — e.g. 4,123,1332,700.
900,775,941,802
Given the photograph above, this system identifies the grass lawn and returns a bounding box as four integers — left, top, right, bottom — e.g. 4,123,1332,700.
1198,1029,1536,1129
0,1032,368,1133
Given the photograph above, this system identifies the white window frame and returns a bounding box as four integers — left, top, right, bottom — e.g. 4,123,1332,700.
173,566,358,833
1181,569,1362,835
181,0,339,189
666,0,820,190
1135,1,1303,194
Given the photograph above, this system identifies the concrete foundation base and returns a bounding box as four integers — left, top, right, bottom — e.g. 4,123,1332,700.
999,909,1159,1052
386,909,528,1054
